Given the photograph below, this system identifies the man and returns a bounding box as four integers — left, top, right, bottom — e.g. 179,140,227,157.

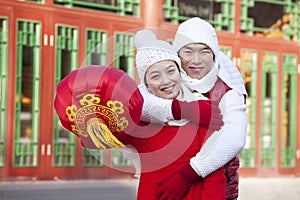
139,17,248,200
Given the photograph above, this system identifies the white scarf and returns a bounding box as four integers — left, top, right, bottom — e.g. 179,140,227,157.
217,52,247,96
181,62,219,94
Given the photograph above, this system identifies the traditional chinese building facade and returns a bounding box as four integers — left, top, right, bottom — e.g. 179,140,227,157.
0,0,299,180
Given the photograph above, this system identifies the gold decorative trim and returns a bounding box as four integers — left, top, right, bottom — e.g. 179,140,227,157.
66,94,128,137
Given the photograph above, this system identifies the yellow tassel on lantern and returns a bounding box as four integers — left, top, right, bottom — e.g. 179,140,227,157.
86,118,125,149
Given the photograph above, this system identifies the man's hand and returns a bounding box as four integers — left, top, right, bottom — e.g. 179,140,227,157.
157,163,200,200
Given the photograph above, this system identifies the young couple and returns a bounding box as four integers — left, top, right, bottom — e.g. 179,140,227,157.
135,18,247,199
54,17,247,200
120,17,248,200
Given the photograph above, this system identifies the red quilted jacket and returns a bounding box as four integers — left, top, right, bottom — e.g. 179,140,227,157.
224,156,240,199
204,78,240,200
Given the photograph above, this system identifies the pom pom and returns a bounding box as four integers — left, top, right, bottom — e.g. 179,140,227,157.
134,29,157,48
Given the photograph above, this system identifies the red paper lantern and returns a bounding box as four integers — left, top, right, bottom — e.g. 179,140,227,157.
54,65,144,149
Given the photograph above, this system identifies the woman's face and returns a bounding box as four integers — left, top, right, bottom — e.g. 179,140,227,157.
145,60,181,99
178,43,215,80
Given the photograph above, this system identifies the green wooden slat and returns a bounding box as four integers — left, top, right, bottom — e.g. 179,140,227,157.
0,18,8,167
220,46,232,59
163,0,235,31
240,0,300,41
85,30,108,84
14,20,41,167
114,33,135,78
239,48,257,168
54,0,140,16
59,143,63,166
281,54,297,167
260,52,278,168
111,149,132,167
83,148,105,167
83,29,108,167
53,25,78,167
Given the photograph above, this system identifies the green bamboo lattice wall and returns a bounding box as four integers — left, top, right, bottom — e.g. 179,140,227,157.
53,25,78,167
260,52,278,168
114,33,135,78
85,29,108,66
14,20,41,167
164,0,235,31
0,18,8,167
281,54,297,167
55,0,140,16
240,0,300,41
240,49,258,168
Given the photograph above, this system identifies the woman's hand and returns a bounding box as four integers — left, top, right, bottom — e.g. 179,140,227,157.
172,99,224,130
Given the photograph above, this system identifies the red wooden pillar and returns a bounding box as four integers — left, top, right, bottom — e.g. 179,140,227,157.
141,0,164,28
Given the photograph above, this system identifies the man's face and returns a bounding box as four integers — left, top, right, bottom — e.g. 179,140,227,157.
178,43,215,80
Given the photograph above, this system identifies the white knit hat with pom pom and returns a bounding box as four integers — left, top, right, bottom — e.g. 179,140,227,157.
134,29,181,84
173,17,219,61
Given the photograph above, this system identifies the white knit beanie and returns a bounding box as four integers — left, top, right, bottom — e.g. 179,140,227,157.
173,17,219,61
134,29,181,84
